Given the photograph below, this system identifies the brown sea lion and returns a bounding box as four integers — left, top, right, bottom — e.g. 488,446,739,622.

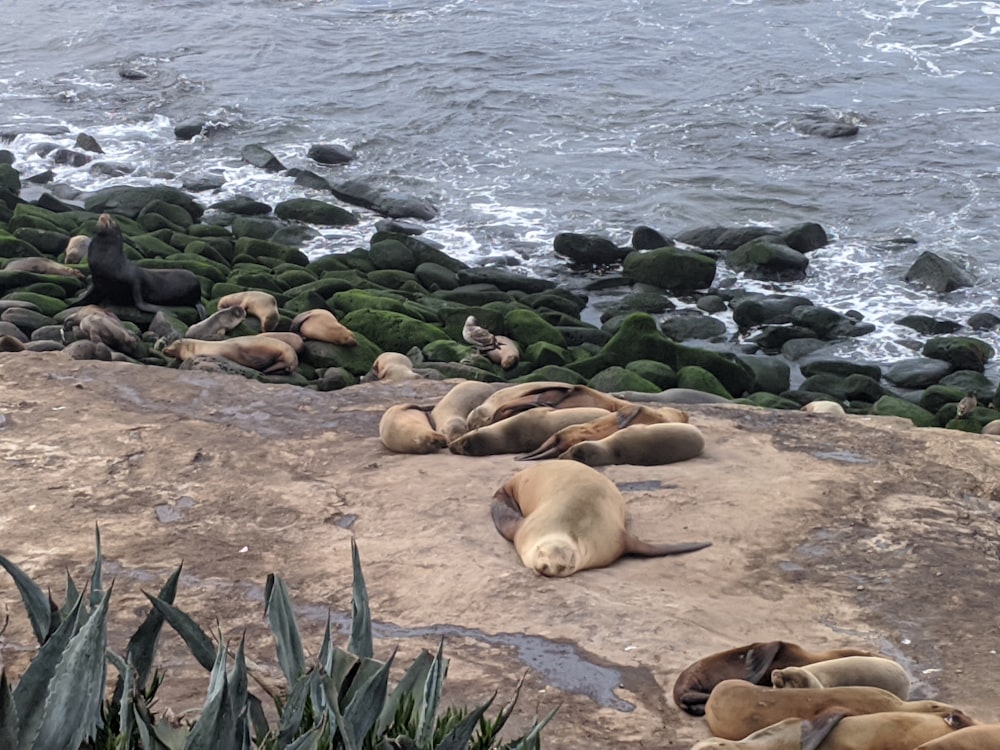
4,257,85,279
75,309,145,359
491,461,710,577
162,335,298,374
369,352,422,382
429,380,497,443
465,381,576,429
185,305,247,340
672,641,876,716
259,331,305,354
379,404,447,454
0,335,26,352
801,400,846,415
71,214,204,315
64,234,91,264
217,290,280,332
484,335,520,370
561,422,705,466
291,309,356,346
705,679,972,741
691,710,848,750
449,407,610,456
490,383,633,423
771,655,910,698
917,724,1000,748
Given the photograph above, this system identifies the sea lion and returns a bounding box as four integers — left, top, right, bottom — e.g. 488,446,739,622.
704,679,972,741
379,404,447,454
561,422,705,466
519,404,690,461
72,308,145,359
801,400,846,415
429,380,497,443
692,711,971,750
672,641,877,716
162,335,298,374
462,315,499,351
465,381,577,429
63,235,91,264
956,391,978,417
0,335,26,352
185,305,247,340
4,257,85,279
490,383,633,423
916,724,1000,748
290,309,356,346
259,331,305,353
612,387,732,405
71,214,204,315
490,461,710,576
484,335,520,370
771,655,910,698
449,406,610,456
368,352,422,382
982,420,1000,437
217,291,280,332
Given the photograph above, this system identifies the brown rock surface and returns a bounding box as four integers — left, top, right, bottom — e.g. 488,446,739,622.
1,351,999,747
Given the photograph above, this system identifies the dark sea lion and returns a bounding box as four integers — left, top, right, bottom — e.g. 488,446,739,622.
613,387,731,405
0,335,26,352
71,214,204,315
379,404,447,454
4,257,85,279
162,335,298,374
672,641,876,716
705,679,973,741
291,308,356,346
916,724,1000,748
771,655,910,698
449,406,610,456
491,462,710,577
217,291,279,332
185,305,247,340
429,380,497,443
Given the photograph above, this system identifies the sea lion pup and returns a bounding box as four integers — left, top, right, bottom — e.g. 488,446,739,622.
429,380,497,443
217,290,280,332
771,655,910,698
982,420,1000,436
917,724,1000,748
63,234,91,264
185,305,247,341
561,422,705,466
490,383,633,423
4,257,85,279
490,461,710,577
368,352,422,382
379,404,448,454
672,641,877,716
465,381,578,429
704,679,972,741
71,214,204,315
0,335,26,352
259,331,305,353
291,309,356,346
162,335,298,374
690,710,848,750
518,403,689,461
801,400,846,416
75,308,145,359
449,406,610,456
485,335,520,370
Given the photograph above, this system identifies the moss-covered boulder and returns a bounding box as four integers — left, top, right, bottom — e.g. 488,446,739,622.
523,341,570,369
456,267,555,294
568,313,679,379
674,346,755,397
919,384,966,414
503,308,566,348
871,395,937,427
2,292,66,318
622,247,717,292
84,185,204,220
923,336,994,372
737,392,803,410
414,262,459,291
274,198,358,226
513,365,588,385
726,237,809,281
368,269,423,291
331,289,410,316
234,237,309,267
736,354,790,395
422,339,474,363
12,227,69,256
434,285,511,306
588,366,661,394
938,370,994,401
625,360,677,390
558,326,611,347
0,230,42,258
340,309,449,353
676,366,732,399
300,334,380,375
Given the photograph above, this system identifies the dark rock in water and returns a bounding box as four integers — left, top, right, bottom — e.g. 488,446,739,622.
884,357,953,388
792,119,859,138
24,170,54,185
330,178,438,220
174,118,207,140
0,150,15,165
553,232,629,268
781,338,831,361
74,133,103,154
118,66,149,80
0,165,21,194
631,225,673,250
182,173,226,192
923,336,994,372
89,161,134,178
732,293,813,329
307,143,355,165
275,197,358,226
600,291,674,320
622,246,717,293
790,305,849,339
374,218,425,236
903,250,974,292
241,144,285,172
659,310,726,341
726,236,809,281
209,195,272,216
85,185,204,220
456,267,554,294
696,294,727,314
272,224,321,248
750,324,817,352
968,312,1000,331
782,222,828,253
52,149,91,167
675,225,774,251
800,357,882,382
288,168,332,191
896,314,962,335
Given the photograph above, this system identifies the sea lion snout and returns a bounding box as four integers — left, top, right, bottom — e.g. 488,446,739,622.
530,541,577,577
97,213,114,232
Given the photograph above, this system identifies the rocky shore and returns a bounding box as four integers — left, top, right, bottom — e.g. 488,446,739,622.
1,139,999,435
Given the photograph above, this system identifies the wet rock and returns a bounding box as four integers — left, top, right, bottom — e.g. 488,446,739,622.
726,236,809,281
622,246,717,293
307,143,355,165
872,395,936,427
504,308,565,348
792,117,859,138
630,225,673,250
588,366,660,394
85,185,204,221
923,336,994,372
659,310,726,341
737,354,791,395
89,161,134,178
675,225,773,251
782,222,829,253
74,133,104,154
182,173,226,192
884,357,953,388
896,314,962,335
967,312,1000,331
676,366,732,399
552,232,629,268
330,178,438,221
800,357,882,382
275,197,358,227
374,218,426,236
731,294,814,329
52,148,91,167
750,324,817,352
0,150,14,165
903,251,974,293
241,144,285,172
456,267,554,294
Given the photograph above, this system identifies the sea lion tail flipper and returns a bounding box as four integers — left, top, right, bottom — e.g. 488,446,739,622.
676,691,710,717
516,435,561,461
623,537,711,558
615,404,643,428
744,641,784,683
490,490,524,542
801,709,851,750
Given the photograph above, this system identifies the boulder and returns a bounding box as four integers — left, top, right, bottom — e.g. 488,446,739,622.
923,336,994,372
241,144,285,172
659,310,727,341
903,251,974,293
895,314,962,335
503,309,566,348
340,309,448,353
630,226,673,250
84,185,204,221
871,395,937,427
736,355,790,395
588,366,661,394
799,357,882,382
622,247,717,293
676,366,732,399
330,179,437,220
275,198,358,227
552,232,629,268
456,267,554,294
625,360,677,390
725,236,809,281
300,335,380,375
732,294,814,329
307,143,355,165
674,225,773,251
884,357,953,388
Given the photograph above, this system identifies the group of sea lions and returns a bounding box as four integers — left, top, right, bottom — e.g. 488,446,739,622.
675,640,999,748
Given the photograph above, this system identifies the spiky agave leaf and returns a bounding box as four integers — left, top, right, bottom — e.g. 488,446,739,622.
375,649,433,737
30,582,112,750
283,717,328,750
432,693,496,750
341,650,395,747
318,613,334,676
264,574,306,686
144,593,217,671
0,670,17,750
277,671,319,747
415,639,447,748
227,634,251,750
183,636,237,750
0,553,52,645
59,570,79,624
126,563,183,691
89,524,103,609
348,539,372,660
500,706,558,750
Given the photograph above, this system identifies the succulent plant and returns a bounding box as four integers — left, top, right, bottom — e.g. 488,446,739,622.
0,528,556,749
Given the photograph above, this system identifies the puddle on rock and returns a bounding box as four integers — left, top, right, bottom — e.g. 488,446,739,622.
810,450,873,464
153,495,196,523
616,480,664,493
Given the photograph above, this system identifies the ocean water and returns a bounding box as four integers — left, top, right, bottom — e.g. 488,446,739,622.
2,0,1000,369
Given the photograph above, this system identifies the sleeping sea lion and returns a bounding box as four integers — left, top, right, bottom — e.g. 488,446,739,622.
484,335,520,370
771,655,910,698
981,420,1000,437
801,400,846,415
0,335,26,352
561,422,705,466
672,641,876,716
4,257,85,279
489,383,633,423
916,724,1000,748
465,381,575,429
291,309,356,346
71,214,204,315
690,710,847,750
429,380,497,443
368,352,422,382
379,404,447,454
63,235,91,264
75,308,145,359
162,335,298,374
490,461,710,577
185,305,247,340
449,406,610,456
259,331,305,353
704,679,973,741
217,290,280,332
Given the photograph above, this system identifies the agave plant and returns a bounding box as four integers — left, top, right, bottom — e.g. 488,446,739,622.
0,528,556,749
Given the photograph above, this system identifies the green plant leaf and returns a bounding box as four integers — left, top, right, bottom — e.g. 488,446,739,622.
183,637,237,750
322,675,358,750
246,694,269,746
330,646,361,695
0,670,18,750
144,593,216,671
283,718,327,750
416,639,447,748
31,582,112,750
501,706,558,750
277,671,316,746
0,553,52,645
264,574,305,685
12,589,84,747
348,539,373,659
117,654,136,748
89,524,103,608
318,613,333,676
227,634,250,750
376,649,433,736
433,693,495,750
343,650,395,748
129,564,183,690
60,570,79,624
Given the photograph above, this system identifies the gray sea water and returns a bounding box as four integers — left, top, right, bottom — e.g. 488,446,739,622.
2,0,1000,367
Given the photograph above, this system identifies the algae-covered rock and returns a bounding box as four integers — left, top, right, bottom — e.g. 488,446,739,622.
521,340,569,369
736,354,790,395
12,227,69,255
800,357,882,382
659,310,726,341
737,392,803,410
0,230,42,258
418,361,499,381
300,334,380,375
919,384,966,414
414,262,459,291
369,238,417,272
625,360,677,390
520,289,587,318
588,366,660,394
884,357,953,388
503,308,566,348
84,185,204,220
676,366,732,399
674,345,754,397
726,236,809,281
234,237,309,267
340,309,449,353
731,294,814,328
2,292,66,318
923,336,994,372
331,289,410,316
622,246,717,292
553,232,628,267
938,370,994,400
568,313,679,379
368,269,423,291
872,395,937,427
456,267,555,294
513,365,588,385
422,339,474,363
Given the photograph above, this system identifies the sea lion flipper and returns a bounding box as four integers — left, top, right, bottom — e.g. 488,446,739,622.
490,490,523,542
623,536,711,558
516,434,561,461
615,404,642,428
744,641,784,683
801,709,850,750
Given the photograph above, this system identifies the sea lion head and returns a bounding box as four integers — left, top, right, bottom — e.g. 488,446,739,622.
162,339,183,359
524,536,578,577
940,708,977,729
770,666,818,689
